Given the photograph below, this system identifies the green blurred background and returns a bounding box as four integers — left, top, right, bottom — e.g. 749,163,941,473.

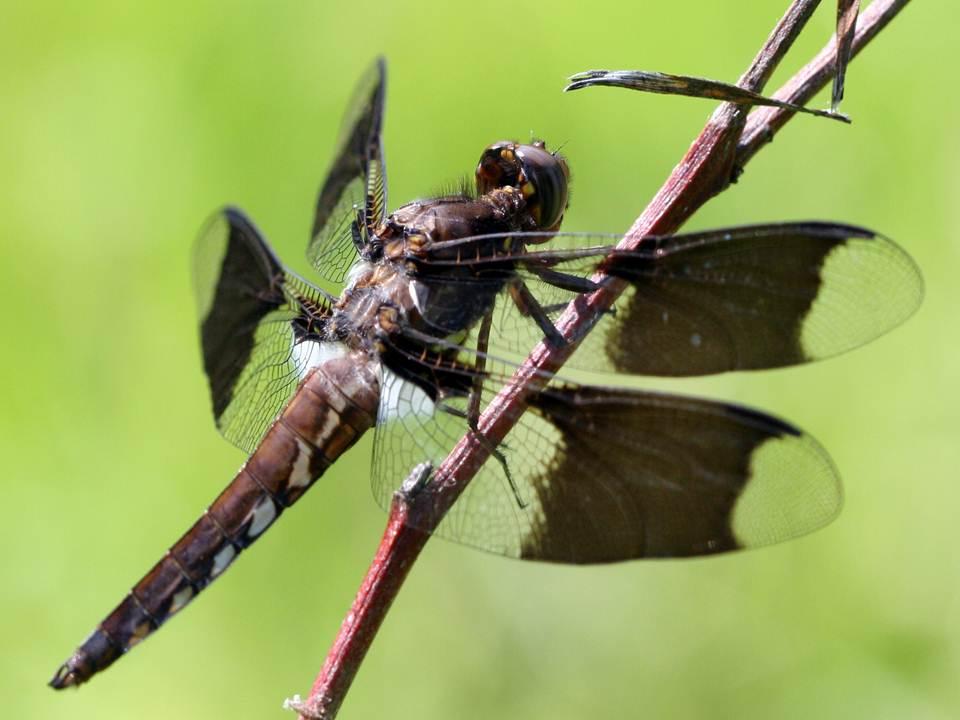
2,1,957,718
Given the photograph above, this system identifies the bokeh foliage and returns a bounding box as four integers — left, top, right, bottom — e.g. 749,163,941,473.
2,1,958,718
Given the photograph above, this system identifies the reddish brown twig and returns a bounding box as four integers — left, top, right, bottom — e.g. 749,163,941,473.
294,2,910,717
738,0,911,168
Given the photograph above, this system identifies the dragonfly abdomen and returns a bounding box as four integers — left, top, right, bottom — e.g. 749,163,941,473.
50,354,379,689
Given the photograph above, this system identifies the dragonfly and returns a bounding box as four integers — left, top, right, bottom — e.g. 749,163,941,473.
51,57,922,689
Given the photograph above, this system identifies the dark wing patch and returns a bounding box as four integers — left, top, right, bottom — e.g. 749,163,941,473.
195,207,285,420
600,223,923,375
370,345,841,563
307,57,387,284
194,208,332,452
520,385,839,561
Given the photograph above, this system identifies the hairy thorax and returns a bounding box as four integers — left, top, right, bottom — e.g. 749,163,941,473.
332,186,533,352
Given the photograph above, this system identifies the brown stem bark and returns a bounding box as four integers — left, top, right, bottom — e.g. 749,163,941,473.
294,1,910,717
738,0,911,167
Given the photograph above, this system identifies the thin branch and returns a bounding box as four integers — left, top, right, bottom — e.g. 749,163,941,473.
295,1,909,717
833,0,862,110
287,497,430,720
738,0,912,167
740,0,823,91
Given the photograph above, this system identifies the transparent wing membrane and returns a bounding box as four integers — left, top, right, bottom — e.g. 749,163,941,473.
371,347,841,563
307,57,387,284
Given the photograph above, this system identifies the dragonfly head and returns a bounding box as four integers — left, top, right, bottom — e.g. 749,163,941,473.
475,140,570,234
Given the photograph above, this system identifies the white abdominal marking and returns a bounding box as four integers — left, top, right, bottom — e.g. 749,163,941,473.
313,409,339,446
211,545,236,578
247,496,277,539
170,586,194,614
287,438,314,489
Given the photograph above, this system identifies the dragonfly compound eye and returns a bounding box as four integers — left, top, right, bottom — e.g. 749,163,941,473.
475,140,570,231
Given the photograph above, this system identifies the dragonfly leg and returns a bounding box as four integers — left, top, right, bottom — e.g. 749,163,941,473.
468,309,527,508
438,401,526,510
463,420,526,508
400,312,527,509
508,279,566,348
